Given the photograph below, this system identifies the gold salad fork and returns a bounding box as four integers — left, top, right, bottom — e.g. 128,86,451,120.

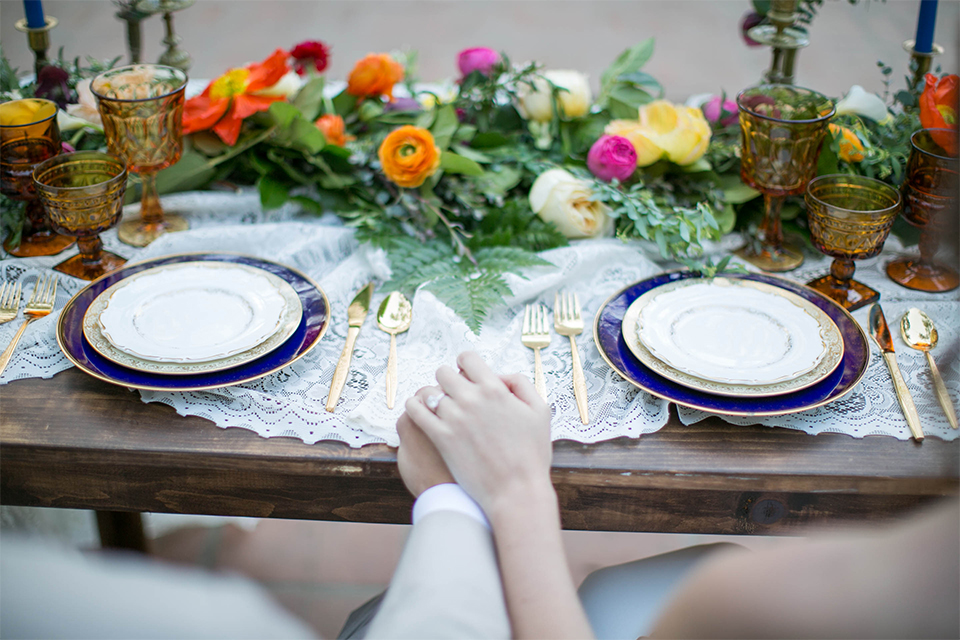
0,281,23,324
555,291,589,424
0,275,58,377
521,304,550,401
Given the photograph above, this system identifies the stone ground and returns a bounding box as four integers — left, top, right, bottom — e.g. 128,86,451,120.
2,1,958,637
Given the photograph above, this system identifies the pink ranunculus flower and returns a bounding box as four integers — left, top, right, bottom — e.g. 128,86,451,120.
457,47,500,77
702,95,739,127
587,135,637,182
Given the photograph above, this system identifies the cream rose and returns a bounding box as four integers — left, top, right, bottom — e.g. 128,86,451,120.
519,70,592,122
529,168,611,239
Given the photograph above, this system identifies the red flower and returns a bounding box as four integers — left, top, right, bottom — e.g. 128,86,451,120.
182,48,290,146
290,40,330,76
919,73,958,156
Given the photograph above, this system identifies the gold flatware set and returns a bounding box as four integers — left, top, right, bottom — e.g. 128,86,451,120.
0,275,59,377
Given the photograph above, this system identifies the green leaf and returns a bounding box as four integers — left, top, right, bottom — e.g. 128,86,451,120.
440,151,485,176
609,84,654,110
331,89,358,116
156,146,216,194
817,132,840,175
431,104,460,150
608,97,641,120
679,158,712,173
268,101,301,128
258,175,289,210
290,117,326,154
478,166,523,197
718,174,761,204
293,77,326,121
716,203,737,234
451,144,491,164
599,38,655,104
471,132,510,149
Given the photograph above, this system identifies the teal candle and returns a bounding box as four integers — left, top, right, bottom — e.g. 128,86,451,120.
23,0,45,29
914,0,938,54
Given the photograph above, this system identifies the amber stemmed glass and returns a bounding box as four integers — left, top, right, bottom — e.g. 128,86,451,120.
92,64,188,247
887,128,959,292
33,152,128,281
0,98,75,257
736,84,835,272
805,175,901,311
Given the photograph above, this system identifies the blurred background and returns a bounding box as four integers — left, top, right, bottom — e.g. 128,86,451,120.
1,0,958,99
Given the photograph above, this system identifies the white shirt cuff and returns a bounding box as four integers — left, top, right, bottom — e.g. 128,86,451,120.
412,483,490,531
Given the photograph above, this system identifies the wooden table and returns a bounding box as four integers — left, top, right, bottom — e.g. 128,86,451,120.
2,368,957,543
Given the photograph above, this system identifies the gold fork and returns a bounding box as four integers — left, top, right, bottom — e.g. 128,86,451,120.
521,304,550,401
0,281,23,325
555,291,589,424
0,275,58,377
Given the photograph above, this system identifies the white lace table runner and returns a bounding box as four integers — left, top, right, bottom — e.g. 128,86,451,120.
1,192,957,445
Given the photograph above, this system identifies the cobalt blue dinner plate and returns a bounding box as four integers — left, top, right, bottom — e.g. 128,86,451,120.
594,271,870,416
57,253,330,391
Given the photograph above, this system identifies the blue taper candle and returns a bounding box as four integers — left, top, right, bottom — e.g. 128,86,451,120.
914,0,938,54
23,0,45,28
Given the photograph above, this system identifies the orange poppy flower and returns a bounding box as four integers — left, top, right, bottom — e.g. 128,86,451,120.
347,53,404,101
183,48,290,146
314,114,354,147
378,125,440,188
919,73,958,156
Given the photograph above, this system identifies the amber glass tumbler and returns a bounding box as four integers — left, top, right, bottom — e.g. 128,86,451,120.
806,175,901,311
886,128,959,292
0,98,75,257
92,64,187,247
736,85,835,272
33,152,128,281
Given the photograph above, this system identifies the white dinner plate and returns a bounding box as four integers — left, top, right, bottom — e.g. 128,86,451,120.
633,278,844,388
94,262,300,364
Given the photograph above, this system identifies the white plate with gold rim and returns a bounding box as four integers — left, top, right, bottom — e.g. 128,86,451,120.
92,262,301,365
630,278,844,392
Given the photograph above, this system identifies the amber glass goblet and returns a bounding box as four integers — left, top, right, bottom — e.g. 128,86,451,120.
33,152,128,281
736,85,835,272
887,128,959,292
805,175,901,311
0,98,75,257
92,64,187,248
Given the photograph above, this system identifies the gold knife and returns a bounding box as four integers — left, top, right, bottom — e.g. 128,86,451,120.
869,304,923,441
326,282,375,413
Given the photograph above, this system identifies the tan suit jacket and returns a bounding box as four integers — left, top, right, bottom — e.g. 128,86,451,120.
366,511,509,639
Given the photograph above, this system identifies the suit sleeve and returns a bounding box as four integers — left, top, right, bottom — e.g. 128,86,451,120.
365,510,509,639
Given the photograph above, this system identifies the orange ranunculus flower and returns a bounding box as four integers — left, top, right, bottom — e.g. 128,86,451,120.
183,48,290,146
919,73,958,156
829,124,865,163
315,114,354,147
347,53,404,101
378,125,441,188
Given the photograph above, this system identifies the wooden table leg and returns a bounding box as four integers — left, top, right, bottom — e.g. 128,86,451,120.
96,510,148,553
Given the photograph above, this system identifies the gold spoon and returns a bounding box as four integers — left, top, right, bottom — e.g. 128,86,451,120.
377,291,413,409
901,308,958,429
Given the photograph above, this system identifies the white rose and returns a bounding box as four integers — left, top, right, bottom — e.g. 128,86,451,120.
519,70,592,122
529,168,611,239
63,78,103,129
254,70,301,99
835,85,892,124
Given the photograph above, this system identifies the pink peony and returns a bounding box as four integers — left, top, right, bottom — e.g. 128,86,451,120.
587,135,637,182
702,95,739,127
457,47,500,77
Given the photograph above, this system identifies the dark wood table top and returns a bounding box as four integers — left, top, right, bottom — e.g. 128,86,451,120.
2,368,957,535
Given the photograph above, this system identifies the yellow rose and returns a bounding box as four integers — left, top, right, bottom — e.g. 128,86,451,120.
829,123,866,162
605,100,712,167
519,70,592,122
529,168,611,238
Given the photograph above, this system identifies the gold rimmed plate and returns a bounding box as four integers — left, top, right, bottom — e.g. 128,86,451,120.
594,271,869,417
622,278,844,398
58,253,329,392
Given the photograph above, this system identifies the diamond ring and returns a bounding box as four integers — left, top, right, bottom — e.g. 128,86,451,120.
425,393,445,413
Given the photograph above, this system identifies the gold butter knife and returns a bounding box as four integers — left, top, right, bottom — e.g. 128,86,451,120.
326,282,375,413
869,304,923,441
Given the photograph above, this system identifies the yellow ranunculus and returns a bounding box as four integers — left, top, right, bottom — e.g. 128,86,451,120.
829,124,866,162
519,70,592,122
605,100,712,167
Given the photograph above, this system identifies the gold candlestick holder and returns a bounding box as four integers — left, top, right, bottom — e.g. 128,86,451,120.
748,0,807,85
137,0,194,72
15,17,59,79
903,40,945,90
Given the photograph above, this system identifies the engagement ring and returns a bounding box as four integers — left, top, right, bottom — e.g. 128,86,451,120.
425,393,445,413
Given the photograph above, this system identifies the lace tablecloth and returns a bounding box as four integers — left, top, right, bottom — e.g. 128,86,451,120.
1,192,957,446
